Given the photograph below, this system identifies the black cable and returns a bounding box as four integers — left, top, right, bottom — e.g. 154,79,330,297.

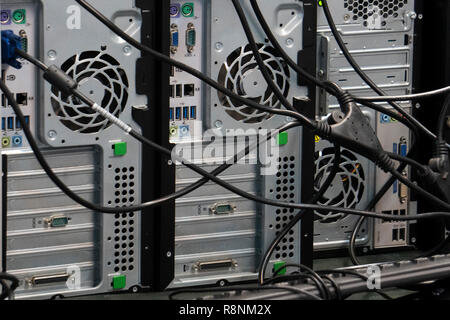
247,0,335,94
15,48,48,71
67,2,450,215
270,263,331,300
74,0,317,130
249,0,421,139
438,94,450,141
321,274,343,300
258,146,342,285
387,152,427,174
231,0,297,113
389,168,450,211
321,0,441,145
0,273,19,300
0,279,11,300
6,79,446,227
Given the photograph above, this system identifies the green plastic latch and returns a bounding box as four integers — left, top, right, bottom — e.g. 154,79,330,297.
274,261,287,275
277,132,288,146
112,275,126,290
114,142,127,156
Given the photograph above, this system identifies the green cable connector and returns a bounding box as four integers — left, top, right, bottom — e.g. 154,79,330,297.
112,275,126,290
273,261,287,275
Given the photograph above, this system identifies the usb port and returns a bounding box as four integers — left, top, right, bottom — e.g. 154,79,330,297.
190,106,197,119
24,115,29,127
175,84,182,98
171,66,175,77
392,229,399,241
169,108,174,121
399,228,406,241
169,85,175,98
1,118,5,131
7,117,14,130
1,94,5,107
15,117,21,130
183,107,189,120
184,84,195,97
175,107,181,120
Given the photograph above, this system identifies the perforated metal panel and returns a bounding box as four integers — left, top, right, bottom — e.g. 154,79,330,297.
344,0,408,22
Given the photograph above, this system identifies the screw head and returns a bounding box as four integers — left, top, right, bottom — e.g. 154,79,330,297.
214,120,223,128
215,42,224,52
285,38,294,47
123,45,132,55
47,130,57,140
47,50,57,60
166,251,172,258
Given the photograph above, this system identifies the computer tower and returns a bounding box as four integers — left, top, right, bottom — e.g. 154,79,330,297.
0,0,163,299
167,0,316,287
314,0,419,253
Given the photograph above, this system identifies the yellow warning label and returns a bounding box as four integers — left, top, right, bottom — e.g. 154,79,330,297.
315,135,321,143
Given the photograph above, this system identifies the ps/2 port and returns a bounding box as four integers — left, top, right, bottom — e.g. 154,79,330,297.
181,3,194,17
12,9,25,24
0,10,11,25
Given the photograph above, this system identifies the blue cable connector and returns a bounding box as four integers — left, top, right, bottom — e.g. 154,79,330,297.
1,30,22,69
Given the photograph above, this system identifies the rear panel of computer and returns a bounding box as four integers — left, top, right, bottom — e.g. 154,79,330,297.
315,0,418,252
0,0,149,299
168,0,316,287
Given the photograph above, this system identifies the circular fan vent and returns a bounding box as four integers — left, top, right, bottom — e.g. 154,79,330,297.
217,44,290,124
314,147,365,223
344,0,407,21
51,51,129,134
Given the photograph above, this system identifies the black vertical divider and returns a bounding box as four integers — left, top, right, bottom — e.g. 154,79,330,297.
133,0,175,290
1,155,7,272
414,0,450,251
297,0,317,268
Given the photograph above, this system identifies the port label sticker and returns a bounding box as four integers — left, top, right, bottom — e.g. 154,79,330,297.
66,5,81,30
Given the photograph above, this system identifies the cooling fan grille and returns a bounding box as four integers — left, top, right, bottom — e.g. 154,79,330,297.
217,44,290,124
344,0,408,22
314,147,366,223
51,51,129,134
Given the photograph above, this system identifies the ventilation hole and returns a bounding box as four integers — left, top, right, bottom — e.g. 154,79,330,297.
108,166,137,273
313,147,366,223
344,0,407,24
273,156,297,258
51,51,129,134
217,44,290,124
